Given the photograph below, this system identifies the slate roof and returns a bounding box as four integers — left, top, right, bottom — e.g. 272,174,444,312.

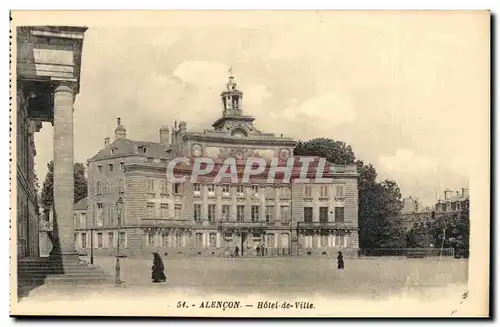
88,138,173,162
74,198,87,211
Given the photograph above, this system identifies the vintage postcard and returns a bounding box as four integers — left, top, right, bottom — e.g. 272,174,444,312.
10,10,490,317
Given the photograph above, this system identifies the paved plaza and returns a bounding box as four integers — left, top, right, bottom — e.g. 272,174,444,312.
19,256,469,302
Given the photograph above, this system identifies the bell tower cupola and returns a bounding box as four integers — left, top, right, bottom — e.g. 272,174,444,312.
221,67,243,117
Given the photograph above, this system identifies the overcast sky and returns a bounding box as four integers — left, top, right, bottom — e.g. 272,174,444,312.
32,11,489,206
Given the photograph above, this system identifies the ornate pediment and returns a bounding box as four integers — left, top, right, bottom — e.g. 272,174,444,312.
218,146,263,160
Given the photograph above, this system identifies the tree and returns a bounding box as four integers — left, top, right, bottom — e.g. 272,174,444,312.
294,138,406,249
406,224,434,248
430,210,470,254
294,138,356,165
40,160,88,220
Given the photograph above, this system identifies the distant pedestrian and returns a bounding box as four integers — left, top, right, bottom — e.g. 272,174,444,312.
151,252,167,283
337,251,344,270
234,246,239,257
256,244,261,256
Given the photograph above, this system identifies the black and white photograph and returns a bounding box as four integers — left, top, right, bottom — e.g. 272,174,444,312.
9,10,490,317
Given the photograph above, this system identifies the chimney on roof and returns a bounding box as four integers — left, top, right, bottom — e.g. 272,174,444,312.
159,125,170,145
462,188,469,198
444,189,454,200
104,137,110,147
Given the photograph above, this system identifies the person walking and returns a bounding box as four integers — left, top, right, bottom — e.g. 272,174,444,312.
151,252,167,283
256,244,261,257
234,245,239,257
337,251,344,270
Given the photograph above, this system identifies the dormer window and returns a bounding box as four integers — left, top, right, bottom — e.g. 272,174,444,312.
142,147,147,154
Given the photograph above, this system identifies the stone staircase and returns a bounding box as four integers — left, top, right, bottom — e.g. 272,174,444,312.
17,257,113,287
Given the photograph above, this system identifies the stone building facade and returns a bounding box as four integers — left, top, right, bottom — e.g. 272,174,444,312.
77,76,359,257
435,188,469,213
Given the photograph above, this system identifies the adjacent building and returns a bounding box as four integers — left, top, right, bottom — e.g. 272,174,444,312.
76,75,360,257
435,188,470,213
16,26,87,261
401,188,470,231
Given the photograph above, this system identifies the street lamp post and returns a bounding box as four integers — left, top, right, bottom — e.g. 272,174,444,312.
115,196,124,285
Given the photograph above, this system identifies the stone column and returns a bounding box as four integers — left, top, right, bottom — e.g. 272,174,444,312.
216,231,221,248
52,82,78,260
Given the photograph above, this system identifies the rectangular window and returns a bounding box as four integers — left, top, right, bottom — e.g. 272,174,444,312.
81,233,87,248
108,163,114,172
119,179,125,193
98,165,102,173
147,231,155,247
160,204,168,219
236,185,245,196
280,187,290,198
222,184,230,196
319,207,328,222
194,204,202,222
108,232,114,248
108,205,114,226
207,184,215,196
208,204,216,222
120,162,125,171
335,231,344,247
147,179,154,193
96,181,102,195
265,206,274,223
209,233,216,247
266,233,275,248
97,203,104,226
321,235,328,247
97,233,103,248
335,207,344,223
266,186,275,198
161,180,168,194
251,205,259,222
175,205,181,219
304,207,313,223
280,206,290,223
173,183,181,194
304,185,312,198
335,185,345,198
222,205,230,221
120,232,126,248
195,233,203,248
237,205,245,222
147,203,155,218
320,185,328,198
193,183,201,196
251,185,259,197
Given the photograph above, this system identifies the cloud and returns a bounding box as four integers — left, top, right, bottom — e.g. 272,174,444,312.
273,92,357,125
172,61,230,88
243,84,272,107
378,149,439,176
377,149,469,205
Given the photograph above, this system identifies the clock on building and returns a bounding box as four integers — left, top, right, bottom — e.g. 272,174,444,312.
279,148,290,159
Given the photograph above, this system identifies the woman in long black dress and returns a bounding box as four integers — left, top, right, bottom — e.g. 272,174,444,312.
337,251,344,270
151,252,167,283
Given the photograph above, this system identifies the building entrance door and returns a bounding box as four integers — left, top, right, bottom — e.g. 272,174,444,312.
240,232,247,256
